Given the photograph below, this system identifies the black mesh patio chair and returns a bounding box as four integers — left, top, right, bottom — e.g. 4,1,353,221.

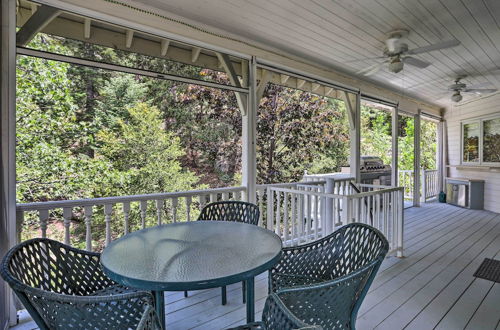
184,201,260,305
0,238,161,330
256,223,388,330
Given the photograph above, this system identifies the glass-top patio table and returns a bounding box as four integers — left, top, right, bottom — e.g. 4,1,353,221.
101,221,282,329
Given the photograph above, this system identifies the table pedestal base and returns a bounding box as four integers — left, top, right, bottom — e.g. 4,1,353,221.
154,291,165,329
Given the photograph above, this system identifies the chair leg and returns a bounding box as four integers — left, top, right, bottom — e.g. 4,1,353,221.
221,286,227,305
242,281,246,303
184,291,188,298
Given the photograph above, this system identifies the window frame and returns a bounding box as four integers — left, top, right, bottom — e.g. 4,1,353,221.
461,114,500,166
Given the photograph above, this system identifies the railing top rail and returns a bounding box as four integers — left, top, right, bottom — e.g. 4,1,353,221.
269,184,404,199
256,181,326,189
17,186,247,211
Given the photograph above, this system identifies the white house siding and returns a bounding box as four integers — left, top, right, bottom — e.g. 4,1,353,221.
445,92,500,213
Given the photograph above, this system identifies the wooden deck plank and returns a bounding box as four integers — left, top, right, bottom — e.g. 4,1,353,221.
366,215,500,329
356,210,499,328
404,225,500,329
465,284,500,330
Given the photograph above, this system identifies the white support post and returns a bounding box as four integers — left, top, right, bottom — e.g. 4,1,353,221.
2,0,18,325
421,169,426,203
437,119,445,193
242,57,257,203
351,92,361,182
414,111,421,207
391,105,399,187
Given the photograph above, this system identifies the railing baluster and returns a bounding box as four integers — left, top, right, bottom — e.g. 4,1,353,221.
257,189,264,227
283,192,289,242
63,207,72,245
266,188,273,231
104,204,113,246
155,199,163,225
186,196,192,221
291,192,296,245
222,192,229,201
275,192,281,237
313,194,319,240
298,194,304,243
210,193,217,203
172,197,178,223
39,209,49,239
84,206,93,251
199,195,206,210
140,200,147,229
123,202,130,235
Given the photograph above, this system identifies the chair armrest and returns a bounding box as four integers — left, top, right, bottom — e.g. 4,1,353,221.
262,293,322,330
136,304,162,330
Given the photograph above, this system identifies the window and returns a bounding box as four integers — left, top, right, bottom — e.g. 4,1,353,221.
461,115,500,165
483,118,500,163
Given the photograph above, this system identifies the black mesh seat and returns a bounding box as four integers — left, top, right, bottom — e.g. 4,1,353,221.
0,238,161,330
184,201,260,305
231,223,388,330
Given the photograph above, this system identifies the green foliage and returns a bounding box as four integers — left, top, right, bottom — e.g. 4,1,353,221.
257,84,350,184
96,103,199,195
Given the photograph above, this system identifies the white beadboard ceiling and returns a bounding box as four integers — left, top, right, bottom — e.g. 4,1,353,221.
132,0,500,108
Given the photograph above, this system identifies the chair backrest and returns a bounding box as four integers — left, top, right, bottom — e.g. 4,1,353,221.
278,223,389,329
197,201,260,225
0,238,114,329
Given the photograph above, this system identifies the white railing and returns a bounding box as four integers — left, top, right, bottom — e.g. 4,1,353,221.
398,169,439,202
265,181,404,257
16,176,404,257
16,186,247,251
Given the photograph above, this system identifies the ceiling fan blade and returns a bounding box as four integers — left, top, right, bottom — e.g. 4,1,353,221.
403,56,431,69
407,39,460,55
356,62,385,76
462,88,498,94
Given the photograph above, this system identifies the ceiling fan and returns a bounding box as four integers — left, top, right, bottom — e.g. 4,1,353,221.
446,76,498,102
353,29,461,76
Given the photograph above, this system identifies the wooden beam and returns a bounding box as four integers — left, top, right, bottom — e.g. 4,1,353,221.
16,5,61,46
311,82,320,92
30,3,38,14
280,74,290,85
160,39,170,56
125,29,134,48
216,52,248,115
83,18,91,39
256,69,271,101
16,7,240,79
191,47,201,63
296,79,306,89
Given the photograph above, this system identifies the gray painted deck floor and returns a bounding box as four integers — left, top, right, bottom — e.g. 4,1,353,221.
11,203,500,330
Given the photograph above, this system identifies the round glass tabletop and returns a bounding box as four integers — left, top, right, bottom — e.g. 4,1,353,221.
101,221,282,291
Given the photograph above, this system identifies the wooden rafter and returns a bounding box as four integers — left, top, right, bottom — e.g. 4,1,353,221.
216,52,248,115
16,5,60,46
125,29,134,48
160,39,170,56
191,47,201,63
83,18,91,39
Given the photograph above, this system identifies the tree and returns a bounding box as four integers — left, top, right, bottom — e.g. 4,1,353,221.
257,84,350,184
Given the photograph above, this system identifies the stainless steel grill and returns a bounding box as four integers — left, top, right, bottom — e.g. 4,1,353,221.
342,156,392,186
